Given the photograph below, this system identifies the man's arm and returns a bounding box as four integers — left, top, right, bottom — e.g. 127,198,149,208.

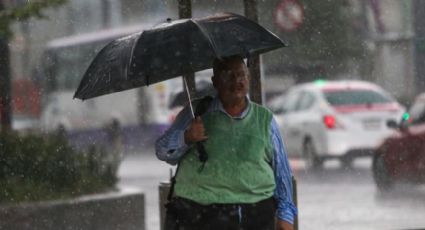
155,106,193,165
270,118,298,229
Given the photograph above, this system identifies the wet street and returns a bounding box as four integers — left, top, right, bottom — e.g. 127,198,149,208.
118,152,425,230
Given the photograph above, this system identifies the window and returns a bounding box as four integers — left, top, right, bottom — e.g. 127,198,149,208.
296,91,315,111
280,90,301,113
323,89,393,106
53,41,107,90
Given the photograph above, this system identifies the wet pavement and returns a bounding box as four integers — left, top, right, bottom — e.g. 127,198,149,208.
118,153,425,230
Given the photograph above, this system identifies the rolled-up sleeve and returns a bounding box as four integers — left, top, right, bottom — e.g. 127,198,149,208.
155,106,193,165
270,118,298,224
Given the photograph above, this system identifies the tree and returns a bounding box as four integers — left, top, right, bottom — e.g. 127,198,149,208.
262,0,366,81
0,0,67,132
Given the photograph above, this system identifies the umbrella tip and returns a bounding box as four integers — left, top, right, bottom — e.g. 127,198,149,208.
72,95,84,101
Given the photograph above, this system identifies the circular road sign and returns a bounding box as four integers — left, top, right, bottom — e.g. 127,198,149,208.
273,0,304,32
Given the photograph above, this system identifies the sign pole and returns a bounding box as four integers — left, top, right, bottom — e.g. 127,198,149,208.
243,0,263,105
178,0,196,98
159,2,195,230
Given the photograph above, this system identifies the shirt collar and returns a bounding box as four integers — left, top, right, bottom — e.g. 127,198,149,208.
211,95,251,119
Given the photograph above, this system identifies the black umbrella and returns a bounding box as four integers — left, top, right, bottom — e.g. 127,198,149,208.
74,12,286,169
73,12,286,103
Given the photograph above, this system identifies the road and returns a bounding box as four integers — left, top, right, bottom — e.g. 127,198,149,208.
118,153,425,230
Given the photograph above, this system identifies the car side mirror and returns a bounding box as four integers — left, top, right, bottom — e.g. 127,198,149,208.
399,119,409,132
387,119,409,132
386,119,398,129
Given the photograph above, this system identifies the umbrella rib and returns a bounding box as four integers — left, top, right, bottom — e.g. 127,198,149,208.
127,32,143,81
191,20,220,59
74,13,287,100
183,76,195,119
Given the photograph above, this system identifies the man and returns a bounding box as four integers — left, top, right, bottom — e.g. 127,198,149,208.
156,56,297,230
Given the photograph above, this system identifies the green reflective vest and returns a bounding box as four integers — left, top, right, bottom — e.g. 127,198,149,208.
175,103,275,204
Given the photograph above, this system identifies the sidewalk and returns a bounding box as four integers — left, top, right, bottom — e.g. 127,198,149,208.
118,152,174,230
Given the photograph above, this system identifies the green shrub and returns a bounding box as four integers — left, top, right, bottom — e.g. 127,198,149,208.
0,131,119,204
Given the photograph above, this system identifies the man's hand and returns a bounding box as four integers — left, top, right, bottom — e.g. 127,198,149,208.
276,219,294,230
184,117,208,144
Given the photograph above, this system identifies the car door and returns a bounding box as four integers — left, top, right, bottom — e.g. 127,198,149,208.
409,124,425,180
404,99,425,178
278,89,303,157
288,91,318,156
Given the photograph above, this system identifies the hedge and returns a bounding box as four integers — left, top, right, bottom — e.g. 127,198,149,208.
0,131,119,204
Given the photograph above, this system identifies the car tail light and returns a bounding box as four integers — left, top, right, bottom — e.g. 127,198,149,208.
323,115,344,129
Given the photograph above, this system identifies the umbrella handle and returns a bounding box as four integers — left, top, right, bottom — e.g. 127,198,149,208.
193,94,214,172
196,142,208,162
196,142,208,172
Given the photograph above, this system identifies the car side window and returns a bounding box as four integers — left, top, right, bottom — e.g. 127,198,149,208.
281,91,301,114
409,100,425,125
296,91,315,111
268,94,287,114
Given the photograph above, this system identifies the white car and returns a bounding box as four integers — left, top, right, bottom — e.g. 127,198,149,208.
269,80,405,169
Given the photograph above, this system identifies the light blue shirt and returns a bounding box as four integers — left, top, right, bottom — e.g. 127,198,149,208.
155,96,298,224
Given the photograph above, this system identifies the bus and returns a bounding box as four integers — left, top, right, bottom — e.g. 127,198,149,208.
38,24,181,152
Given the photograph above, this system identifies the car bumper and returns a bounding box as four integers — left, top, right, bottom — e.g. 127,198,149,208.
320,129,392,158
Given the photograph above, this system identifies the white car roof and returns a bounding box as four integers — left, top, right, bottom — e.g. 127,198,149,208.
293,80,384,93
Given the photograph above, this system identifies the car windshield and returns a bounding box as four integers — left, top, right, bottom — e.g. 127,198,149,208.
323,89,393,106
408,99,425,125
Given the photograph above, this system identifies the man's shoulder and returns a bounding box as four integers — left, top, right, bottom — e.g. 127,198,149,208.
249,102,273,123
250,101,273,114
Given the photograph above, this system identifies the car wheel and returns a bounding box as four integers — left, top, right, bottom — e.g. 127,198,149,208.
340,156,354,169
303,139,323,171
372,153,393,191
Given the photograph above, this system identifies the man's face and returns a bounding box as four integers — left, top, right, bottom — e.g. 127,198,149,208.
213,59,249,104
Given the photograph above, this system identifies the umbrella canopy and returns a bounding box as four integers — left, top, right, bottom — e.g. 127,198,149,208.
74,12,286,100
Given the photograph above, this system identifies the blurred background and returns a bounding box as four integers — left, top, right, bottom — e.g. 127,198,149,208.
1,1,425,230
1,0,423,131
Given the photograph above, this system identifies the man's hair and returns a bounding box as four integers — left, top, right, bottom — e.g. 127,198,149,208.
213,56,245,77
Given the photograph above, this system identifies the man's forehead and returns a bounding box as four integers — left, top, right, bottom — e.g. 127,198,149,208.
220,58,246,70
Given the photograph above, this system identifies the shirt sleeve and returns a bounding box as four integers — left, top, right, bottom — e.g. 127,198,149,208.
270,117,298,224
155,106,194,165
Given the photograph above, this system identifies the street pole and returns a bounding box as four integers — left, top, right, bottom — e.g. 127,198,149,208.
0,1,12,132
101,0,111,29
413,0,425,94
243,0,263,105
244,1,298,229
158,2,195,229
178,0,196,98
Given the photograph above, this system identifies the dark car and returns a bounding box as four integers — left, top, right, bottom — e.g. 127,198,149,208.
372,93,425,191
